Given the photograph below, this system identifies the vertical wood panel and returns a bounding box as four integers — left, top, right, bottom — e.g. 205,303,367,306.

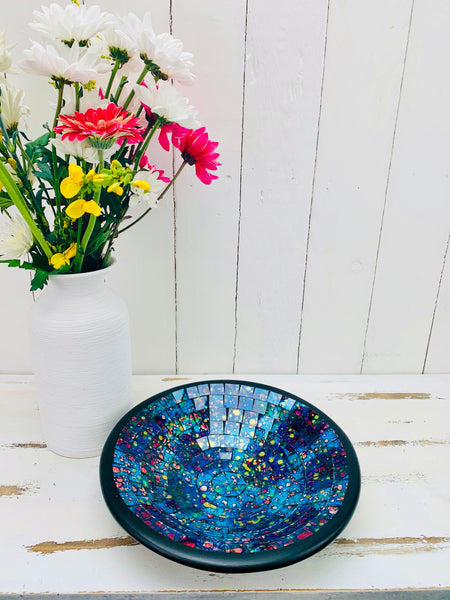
234,0,329,373
363,0,450,373
171,0,245,373
298,0,413,373
104,0,176,373
1,1,52,374
424,236,450,373
0,271,33,374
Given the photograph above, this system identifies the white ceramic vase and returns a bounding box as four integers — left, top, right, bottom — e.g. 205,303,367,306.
29,261,133,458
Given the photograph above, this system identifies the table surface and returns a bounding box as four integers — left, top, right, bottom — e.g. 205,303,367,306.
0,374,449,599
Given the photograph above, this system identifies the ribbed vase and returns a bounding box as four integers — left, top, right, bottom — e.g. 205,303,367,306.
29,261,133,458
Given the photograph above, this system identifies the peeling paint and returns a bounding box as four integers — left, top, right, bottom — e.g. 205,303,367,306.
356,439,447,447
334,392,431,400
5,442,47,449
26,537,138,554
362,472,425,483
0,485,28,497
329,536,450,556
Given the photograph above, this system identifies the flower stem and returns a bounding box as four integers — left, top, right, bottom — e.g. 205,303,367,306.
51,84,65,134
105,59,120,100
73,150,104,272
118,161,187,235
74,82,80,112
122,64,150,110
113,76,128,104
132,118,161,170
0,160,53,260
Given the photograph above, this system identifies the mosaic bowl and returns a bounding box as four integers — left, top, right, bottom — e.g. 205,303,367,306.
100,380,360,572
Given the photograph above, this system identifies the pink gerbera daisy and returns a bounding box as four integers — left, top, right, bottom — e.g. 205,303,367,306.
163,126,220,185
54,102,144,149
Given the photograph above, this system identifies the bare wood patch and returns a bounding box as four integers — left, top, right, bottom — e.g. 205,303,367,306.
27,536,138,554
334,392,431,400
161,377,192,382
356,439,448,447
0,485,29,497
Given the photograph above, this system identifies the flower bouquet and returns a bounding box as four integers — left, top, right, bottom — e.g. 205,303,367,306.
0,1,220,458
0,0,220,290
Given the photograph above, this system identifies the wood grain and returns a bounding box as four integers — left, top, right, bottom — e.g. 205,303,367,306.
172,0,246,373
362,0,450,373
234,0,328,373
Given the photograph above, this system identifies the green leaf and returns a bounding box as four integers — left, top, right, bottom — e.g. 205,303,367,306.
0,193,13,211
30,269,49,291
0,259,35,270
25,133,51,159
33,161,54,184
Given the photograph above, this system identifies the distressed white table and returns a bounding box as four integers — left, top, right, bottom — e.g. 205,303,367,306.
0,374,449,599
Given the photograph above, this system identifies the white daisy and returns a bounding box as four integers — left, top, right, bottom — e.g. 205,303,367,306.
29,3,114,45
62,81,110,116
0,30,19,74
129,170,167,209
100,14,140,65
0,82,30,131
20,41,110,84
125,13,194,84
124,12,157,59
0,211,34,263
134,80,199,128
51,137,116,165
152,32,195,84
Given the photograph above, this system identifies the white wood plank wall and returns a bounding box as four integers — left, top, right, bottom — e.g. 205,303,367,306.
0,0,448,375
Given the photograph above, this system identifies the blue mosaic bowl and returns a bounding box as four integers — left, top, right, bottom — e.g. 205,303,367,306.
100,380,360,572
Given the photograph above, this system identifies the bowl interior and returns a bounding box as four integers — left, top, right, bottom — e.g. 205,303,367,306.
102,381,359,569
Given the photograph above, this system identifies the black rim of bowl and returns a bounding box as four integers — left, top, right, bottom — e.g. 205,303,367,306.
100,379,361,573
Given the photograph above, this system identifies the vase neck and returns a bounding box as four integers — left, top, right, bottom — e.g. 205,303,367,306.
47,265,114,295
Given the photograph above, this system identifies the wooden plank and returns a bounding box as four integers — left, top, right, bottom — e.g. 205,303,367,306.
233,0,329,373
0,592,447,600
424,235,450,373
362,0,450,373
297,0,413,373
171,0,245,373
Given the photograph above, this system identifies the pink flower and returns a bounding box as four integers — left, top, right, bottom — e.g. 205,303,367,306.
161,126,220,185
138,156,171,183
158,122,187,152
54,102,144,146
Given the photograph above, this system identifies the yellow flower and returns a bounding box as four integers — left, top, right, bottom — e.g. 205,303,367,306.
107,182,124,196
60,163,84,199
85,169,106,184
66,199,101,220
131,180,151,192
7,158,17,170
50,242,77,270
